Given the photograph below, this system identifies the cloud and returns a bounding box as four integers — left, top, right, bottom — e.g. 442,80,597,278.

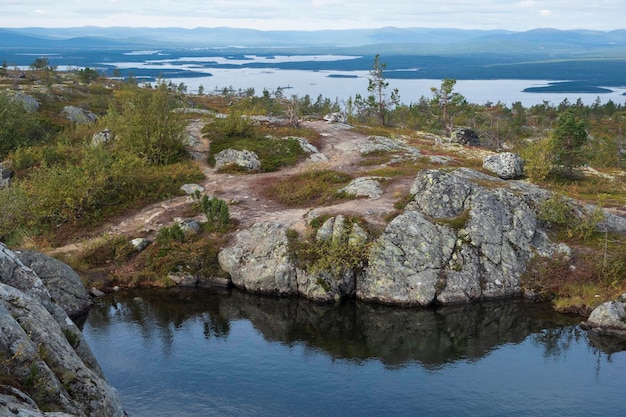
0,0,624,31
518,0,537,7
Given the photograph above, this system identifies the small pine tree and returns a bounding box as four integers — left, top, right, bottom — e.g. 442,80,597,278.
354,54,399,126
199,195,230,231
550,108,588,176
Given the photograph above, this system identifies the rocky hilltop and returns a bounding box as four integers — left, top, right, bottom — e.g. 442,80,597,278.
0,243,124,417
219,165,626,306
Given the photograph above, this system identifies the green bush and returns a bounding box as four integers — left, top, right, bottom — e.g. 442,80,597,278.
211,112,255,138
0,92,47,159
520,138,553,181
291,219,371,281
0,139,203,244
106,82,187,165
197,195,231,232
537,194,604,241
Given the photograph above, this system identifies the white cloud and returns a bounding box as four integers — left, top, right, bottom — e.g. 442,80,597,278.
518,0,537,7
0,0,624,30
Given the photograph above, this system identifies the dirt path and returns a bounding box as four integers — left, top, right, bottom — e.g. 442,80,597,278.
50,119,414,254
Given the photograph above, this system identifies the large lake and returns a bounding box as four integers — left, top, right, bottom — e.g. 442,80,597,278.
107,53,626,107
82,288,626,417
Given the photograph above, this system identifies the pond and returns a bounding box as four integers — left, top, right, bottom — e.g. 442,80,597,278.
82,288,626,417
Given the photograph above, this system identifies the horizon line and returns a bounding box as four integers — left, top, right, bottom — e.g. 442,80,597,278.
2,25,625,33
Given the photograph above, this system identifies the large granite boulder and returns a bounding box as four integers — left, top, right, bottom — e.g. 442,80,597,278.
358,168,558,306
62,106,98,124
338,177,384,199
218,222,297,294
451,128,480,146
15,250,92,317
11,92,40,113
214,149,260,171
582,296,626,338
483,152,524,179
0,243,124,416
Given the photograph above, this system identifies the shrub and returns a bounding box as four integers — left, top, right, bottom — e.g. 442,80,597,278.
0,92,47,159
0,137,203,245
211,111,255,138
196,195,231,232
107,82,188,165
431,209,471,231
291,218,371,281
520,138,553,181
537,194,604,241
155,224,186,247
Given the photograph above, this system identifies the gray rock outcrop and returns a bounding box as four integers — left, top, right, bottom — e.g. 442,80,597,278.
91,129,112,146
358,168,557,306
288,136,329,162
338,177,384,199
358,135,421,157
214,149,260,171
483,152,524,179
0,243,124,417
218,222,297,294
0,163,13,188
15,250,92,317
62,106,98,124
451,128,480,146
12,92,40,113
323,112,347,123
218,167,624,308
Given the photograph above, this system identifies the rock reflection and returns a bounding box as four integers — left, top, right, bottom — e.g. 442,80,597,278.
87,288,582,368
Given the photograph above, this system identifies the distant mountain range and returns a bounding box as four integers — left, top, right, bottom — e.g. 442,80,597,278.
1,26,626,54
2,26,625,94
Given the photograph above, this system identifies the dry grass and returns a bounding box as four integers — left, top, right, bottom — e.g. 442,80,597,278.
261,169,353,207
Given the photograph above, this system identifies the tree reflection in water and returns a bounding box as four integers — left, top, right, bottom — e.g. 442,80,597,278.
85,288,594,367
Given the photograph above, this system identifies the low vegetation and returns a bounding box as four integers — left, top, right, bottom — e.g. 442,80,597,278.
205,112,309,172
289,217,372,281
522,194,626,314
1,60,626,315
262,169,353,207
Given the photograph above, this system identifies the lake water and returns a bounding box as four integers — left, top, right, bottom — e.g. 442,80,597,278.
82,288,626,417
105,53,626,107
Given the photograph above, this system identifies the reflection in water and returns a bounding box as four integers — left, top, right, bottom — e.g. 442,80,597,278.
83,288,626,417
87,288,583,367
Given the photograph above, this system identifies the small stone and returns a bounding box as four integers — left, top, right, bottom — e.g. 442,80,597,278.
90,287,105,297
130,238,151,252
180,184,204,195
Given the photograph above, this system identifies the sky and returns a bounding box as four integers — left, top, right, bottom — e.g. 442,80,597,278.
1,0,624,31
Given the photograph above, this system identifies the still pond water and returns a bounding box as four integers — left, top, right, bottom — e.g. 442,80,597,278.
82,289,626,417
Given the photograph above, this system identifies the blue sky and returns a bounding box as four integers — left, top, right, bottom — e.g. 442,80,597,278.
1,0,624,31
